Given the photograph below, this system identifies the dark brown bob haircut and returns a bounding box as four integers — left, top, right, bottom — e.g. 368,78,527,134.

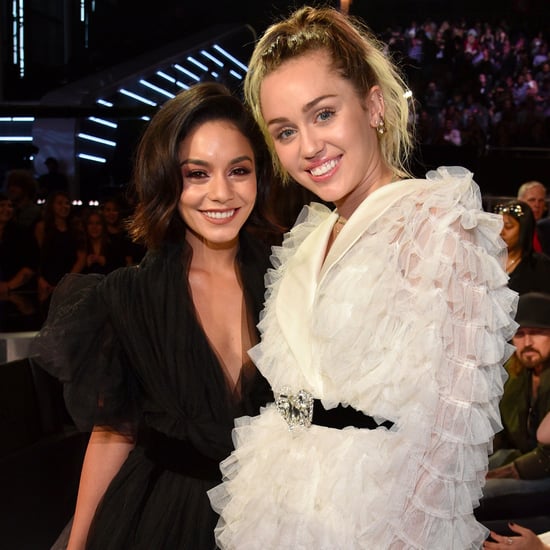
129,82,274,250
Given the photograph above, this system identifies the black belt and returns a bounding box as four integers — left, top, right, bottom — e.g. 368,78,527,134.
140,427,222,481
312,399,394,430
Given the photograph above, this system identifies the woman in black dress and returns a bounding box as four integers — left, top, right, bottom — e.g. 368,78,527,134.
495,200,550,295
33,82,277,549
34,190,86,303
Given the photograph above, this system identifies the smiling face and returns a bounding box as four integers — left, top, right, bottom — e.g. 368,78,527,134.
177,120,257,250
259,49,392,217
86,212,105,240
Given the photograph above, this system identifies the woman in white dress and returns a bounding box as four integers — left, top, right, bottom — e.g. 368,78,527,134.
209,6,518,548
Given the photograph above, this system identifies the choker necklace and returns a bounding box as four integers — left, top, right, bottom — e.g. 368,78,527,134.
333,215,347,236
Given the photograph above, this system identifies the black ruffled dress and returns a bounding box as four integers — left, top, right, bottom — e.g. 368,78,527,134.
33,232,272,549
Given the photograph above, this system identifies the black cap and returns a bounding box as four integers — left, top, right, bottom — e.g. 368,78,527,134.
515,292,550,329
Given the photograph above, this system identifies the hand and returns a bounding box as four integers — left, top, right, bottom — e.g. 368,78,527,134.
486,462,520,479
37,276,54,302
483,523,548,549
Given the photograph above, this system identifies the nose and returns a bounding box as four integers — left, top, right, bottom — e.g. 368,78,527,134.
300,127,324,160
208,173,233,202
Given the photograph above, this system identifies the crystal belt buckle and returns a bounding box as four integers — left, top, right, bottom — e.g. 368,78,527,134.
275,387,314,430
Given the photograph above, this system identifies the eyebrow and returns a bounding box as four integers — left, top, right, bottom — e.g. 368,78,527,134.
180,155,253,167
266,94,337,127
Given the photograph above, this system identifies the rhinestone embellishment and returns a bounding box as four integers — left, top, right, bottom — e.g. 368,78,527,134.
275,387,314,430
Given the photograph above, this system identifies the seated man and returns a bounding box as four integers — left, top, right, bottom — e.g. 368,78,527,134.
483,291,550,500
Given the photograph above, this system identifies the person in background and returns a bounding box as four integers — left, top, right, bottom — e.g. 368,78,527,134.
81,209,119,275
100,197,133,268
32,82,277,550
208,6,517,548
517,180,547,253
483,411,550,549
4,168,42,230
38,157,69,198
518,181,547,223
494,200,550,295
484,292,550,496
0,191,38,294
34,191,86,304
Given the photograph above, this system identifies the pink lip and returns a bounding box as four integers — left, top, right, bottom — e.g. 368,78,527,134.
305,156,341,182
199,208,240,224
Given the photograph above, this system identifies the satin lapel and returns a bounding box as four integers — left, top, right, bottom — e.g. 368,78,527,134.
275,210,339,391
319,180,421,283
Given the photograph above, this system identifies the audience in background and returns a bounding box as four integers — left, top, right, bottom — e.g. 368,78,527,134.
494,201,550,295
387,17,550,151
0,192,38,294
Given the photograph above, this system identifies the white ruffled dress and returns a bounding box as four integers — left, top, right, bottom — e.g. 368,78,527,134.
208,167,518,549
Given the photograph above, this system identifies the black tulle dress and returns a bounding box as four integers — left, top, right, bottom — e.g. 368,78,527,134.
33,232,272,549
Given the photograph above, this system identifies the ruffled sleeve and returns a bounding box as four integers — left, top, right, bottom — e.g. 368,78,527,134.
32,272,141,434
381,167,518,548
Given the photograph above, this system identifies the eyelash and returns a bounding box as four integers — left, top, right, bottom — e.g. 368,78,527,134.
316,108,335,122
183,167,252,179
274,108,336,142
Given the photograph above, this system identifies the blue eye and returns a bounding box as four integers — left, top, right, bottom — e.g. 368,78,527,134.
317,109,334,122
276,128,295,141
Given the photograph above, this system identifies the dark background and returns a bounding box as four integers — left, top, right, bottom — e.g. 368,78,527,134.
1,0,547,101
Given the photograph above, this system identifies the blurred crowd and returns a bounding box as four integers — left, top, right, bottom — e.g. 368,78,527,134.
0,168,145,327
382,16,550,152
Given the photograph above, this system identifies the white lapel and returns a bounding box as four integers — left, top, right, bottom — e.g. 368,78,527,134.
319,180,422,282
275,209,338,390
274,179,425,391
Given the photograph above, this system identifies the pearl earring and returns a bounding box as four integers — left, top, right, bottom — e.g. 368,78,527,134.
377,116,386,135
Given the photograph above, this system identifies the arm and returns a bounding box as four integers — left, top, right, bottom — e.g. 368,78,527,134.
67,427,135,550
538,413,550,445
71,248,87,274
389,175,516,547
34,220,44,248
0,266,35,293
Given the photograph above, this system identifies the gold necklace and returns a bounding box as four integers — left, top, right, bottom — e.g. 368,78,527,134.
333,215,347,236
506,256,520,272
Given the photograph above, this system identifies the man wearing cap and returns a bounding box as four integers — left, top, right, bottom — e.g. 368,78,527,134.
483,291,550,499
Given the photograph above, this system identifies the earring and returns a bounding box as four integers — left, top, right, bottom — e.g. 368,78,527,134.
377,116,386,135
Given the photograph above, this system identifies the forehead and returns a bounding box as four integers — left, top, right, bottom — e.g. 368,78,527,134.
182,120,250,149
260,49,353,113
524,186,546,199
502,213,520,225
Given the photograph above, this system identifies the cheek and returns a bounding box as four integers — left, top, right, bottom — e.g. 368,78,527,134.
274,144,295,171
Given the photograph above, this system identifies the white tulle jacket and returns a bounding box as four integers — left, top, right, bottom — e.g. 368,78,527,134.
209,167,518,549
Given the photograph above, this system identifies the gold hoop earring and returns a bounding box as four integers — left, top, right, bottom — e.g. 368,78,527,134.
377,117,386,135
